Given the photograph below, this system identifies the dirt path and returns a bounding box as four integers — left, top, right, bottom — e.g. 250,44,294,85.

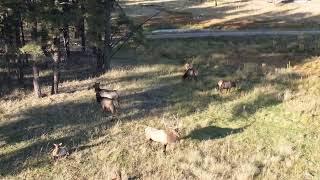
146,30,320,39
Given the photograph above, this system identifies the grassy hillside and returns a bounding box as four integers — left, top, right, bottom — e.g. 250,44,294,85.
123,0,320,31
1,37,320,179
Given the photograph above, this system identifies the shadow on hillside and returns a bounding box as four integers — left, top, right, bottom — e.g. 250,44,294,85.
0,74,218,176
231,71,303,119
0,100,120,176
118,74,223,121
232,93,281,118
185,123,252,140
0,52,97,98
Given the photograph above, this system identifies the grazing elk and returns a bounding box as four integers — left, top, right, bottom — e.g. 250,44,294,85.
145,117,181,154
182,63,199,81
92,82,120,114
52,143,69,161
217,80,237,93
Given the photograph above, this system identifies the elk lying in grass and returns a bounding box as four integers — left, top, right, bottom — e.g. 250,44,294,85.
145,117,181,154
52,143,69,161
217,80,237,93
182,63,198,81
93,82,120,114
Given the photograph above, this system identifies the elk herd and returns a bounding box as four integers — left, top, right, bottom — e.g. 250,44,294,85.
52,62,239,160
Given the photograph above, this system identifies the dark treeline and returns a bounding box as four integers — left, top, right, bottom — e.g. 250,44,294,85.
0,0,140,98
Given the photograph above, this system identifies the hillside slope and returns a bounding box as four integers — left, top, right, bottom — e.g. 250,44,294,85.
1,38,320,179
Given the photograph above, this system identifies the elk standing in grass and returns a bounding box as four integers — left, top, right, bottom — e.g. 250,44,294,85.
52,143,69,161
92,82,120,114
93,82,120,106
217,80,237,93
145,117,181,154
182,63,198,81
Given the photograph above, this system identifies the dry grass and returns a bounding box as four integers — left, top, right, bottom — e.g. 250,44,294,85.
1,37,320,179
122,0,320,30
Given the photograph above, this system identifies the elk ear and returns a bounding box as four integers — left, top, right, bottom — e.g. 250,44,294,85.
58,143,62,146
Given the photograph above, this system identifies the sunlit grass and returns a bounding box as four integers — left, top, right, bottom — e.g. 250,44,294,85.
1,38,320,179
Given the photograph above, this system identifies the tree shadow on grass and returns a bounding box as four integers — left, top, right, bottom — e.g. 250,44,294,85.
231,70,303,119
0,74,219,177
0,116,114,177
185,123,252,141
232,93,282,118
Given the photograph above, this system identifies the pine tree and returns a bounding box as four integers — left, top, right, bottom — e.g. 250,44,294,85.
20,43,44,98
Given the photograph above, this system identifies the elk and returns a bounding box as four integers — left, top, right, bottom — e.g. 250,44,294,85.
52,143,69,161
217,80,237,93
93,82,120,103
145,116,181,154
92,82,120,114
182,63,198,81
96,94,118,114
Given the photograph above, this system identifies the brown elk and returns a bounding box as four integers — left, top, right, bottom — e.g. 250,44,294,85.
182,63,198,81
217,80,237,93
52,143,69,161
145,116,182,154
92,82,120,114
93,82,120,103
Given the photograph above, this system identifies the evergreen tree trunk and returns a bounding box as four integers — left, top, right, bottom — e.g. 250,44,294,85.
5,45,11,86
15,12,24,84
63,24,70,62
80,17,86,52
104,0,112,70
17,56,24,84
96,47,104,73
31,21,38,41
32,61,41,98
51,37,61,95
20,17,25,46
20,16,28,65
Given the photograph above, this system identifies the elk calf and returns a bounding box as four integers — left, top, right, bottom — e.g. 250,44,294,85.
217,80,237,93
145,126,180,154
182,63,198,81
52,143,69,161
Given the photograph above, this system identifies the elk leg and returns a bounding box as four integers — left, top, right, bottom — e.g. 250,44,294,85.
53,156,58,161
117,99,120,109
114,100,120,114
163,144,167,154
110,104,115,114
145,139,152,149
145,138,152,143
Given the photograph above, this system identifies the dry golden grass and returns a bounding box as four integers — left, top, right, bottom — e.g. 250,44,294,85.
122,0,320,30
1,37,320,179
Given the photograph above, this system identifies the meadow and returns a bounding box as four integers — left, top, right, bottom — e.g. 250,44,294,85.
1,36,320,179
